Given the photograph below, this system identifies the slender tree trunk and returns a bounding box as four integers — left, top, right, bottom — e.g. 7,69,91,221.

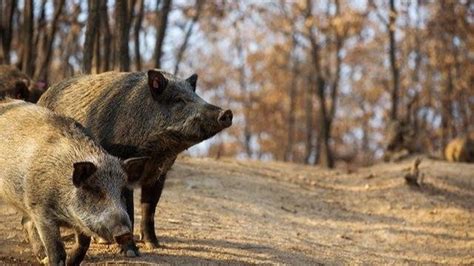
100,0,112,72
94,21,102,74
83,0,100,74
34,0,65,81
441,69,454,148
317,0,342,168
21,0,34,77
34,0,47,48
388,0,400,121
115,0,130,71
173,0,204,75
128,0,136,22
284,34,299,162
153,0,172,68
133,0,144,70
316,77,334,168
0,0,16,64
304,75,314,164
305,0,334,168
236,34,252,158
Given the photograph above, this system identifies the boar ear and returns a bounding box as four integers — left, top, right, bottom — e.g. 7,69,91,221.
123,156,150,187
148,70,168,100
72,162,97,187
186,74,198,92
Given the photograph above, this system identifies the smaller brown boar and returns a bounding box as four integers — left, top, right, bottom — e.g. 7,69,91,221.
0,65,47,102
444,136,474,163
0,65,30,100
0,99,149,265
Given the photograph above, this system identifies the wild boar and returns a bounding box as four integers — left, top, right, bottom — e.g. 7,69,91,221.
0,99,149,265
444,136,474,163
38,69,232,255
0,65,30,100
0,65,48,103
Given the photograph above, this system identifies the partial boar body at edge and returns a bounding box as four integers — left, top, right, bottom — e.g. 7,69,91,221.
0,99,149,265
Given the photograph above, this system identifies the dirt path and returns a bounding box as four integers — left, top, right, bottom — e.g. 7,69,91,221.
0,157,473,264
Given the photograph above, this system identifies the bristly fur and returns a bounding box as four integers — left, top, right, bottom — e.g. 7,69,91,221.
39,70,231,181
0,100,141,264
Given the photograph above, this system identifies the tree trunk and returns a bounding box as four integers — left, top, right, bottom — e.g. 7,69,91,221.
0,0,16,64
115,0,130,71
173,0,204,75
153,0,172,68
32,0,47,76
20,0,34,77
236,33,252,159
84,0,100,74
284,34,299,162
100,0,112,72
316,77,334,168
388,0,400,121
133,0,144,70
34,0,65,81
441,69,454,148
304,75,314,164
94,20,102,74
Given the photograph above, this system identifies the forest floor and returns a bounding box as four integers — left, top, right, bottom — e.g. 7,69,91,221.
0,156,473,265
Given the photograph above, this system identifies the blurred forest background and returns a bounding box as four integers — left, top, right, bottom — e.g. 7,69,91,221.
0,0,472,167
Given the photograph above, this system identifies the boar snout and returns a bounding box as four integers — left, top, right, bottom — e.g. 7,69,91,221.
105,212,132,243
218,109,233,128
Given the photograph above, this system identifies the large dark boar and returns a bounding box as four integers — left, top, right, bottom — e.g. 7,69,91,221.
0,99,149,265
38,69,233,255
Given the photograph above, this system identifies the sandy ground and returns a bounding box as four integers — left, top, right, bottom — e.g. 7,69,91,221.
0,156,473,265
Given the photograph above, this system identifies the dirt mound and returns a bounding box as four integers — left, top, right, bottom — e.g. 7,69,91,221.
0,157,473,264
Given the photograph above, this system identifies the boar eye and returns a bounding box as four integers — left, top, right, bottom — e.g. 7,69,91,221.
83,184,105,199
171,97,186,105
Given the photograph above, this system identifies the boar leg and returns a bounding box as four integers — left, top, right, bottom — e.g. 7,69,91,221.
34,217,66,266
124,188,135,228
21,216,46,262
67,230,91,266
140,173,167,249
120,188,141,257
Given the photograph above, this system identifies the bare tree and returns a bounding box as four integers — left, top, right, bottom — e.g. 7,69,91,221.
304,0,345,168
83,0,100,74
236,31,253,158
33,0,65,81
388,0,400,121
284,33,299,162
153,0,172,68
0,0,16,64
20,0,34,77
133,0,145,70
304,74,314,164
173,0,204,75
116,0,131,71
100,0,112,72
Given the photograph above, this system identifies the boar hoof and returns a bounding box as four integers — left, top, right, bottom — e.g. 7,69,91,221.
121,244,140,257
125,249,139,257
92,236,111,244
144,241,160,249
